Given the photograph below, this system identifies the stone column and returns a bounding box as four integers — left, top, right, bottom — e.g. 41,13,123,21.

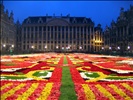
46,26,48,51
90,27,93,52
72,26,74,50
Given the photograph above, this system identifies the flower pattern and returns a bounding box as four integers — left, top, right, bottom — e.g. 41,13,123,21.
1,53,133,100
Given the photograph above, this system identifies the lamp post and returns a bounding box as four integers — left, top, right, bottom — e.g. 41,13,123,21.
3,44,6,47
127,46,130,55
109,47,112,55
9,44,14,55
79,46,82,52
31,45,34,53
2,44,6,54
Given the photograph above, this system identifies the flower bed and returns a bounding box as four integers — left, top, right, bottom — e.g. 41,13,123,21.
0,53,63,100
1,53,133,100
68,54,133,100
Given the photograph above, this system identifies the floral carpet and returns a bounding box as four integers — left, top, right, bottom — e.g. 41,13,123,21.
1,53,133,100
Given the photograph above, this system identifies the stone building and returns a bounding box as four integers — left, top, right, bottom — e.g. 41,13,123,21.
91,24,103,52
0,3,16,54
19,15,104,53
104,5,133,54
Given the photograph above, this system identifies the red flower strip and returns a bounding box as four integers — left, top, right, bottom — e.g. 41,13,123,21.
47,83,61,100
27,82,47,100
58,56,64,66
49,68,62,82
6,82,33,100
70,68,84,84
74,83,86,100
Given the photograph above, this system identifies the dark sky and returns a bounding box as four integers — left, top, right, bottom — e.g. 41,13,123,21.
3,1,133,29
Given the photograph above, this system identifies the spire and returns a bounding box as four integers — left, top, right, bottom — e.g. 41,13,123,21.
0,0,4,14
0,0,3,5
16,19,20,24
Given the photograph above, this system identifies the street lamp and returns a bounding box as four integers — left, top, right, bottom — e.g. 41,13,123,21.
3,44,6,47
109,47,112,50
11,45,14,48
62,47,64,50
101,47,104,50
56,46,58,49
45,45,47,49
127,46,130,50
79,46,82,49
117,46,120,50
31,45,35,49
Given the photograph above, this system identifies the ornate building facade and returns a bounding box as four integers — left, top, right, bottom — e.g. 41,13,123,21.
104,5,133,54
19,15,103,53
0,3,16,54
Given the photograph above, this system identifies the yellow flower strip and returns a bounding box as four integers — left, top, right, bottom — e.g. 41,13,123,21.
17,83,39,100
1,83,26,100
121,83,133,93
25,70,48,81
96,84,116,100
77,66,90,72
108,84,132,100
1,83,13,91
1,70,48,81
82,84,95,100
37,83,53,100
28,63,38,68
86,72,107,82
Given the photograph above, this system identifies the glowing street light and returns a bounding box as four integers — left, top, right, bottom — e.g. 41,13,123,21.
67,46,70,49
11,45,14,48
3,44,6,47
117,46,120,50
31,45,34,49
127,46,130,50
109,47,112,50
79,46,82,49
45,45,47,49
62,47,64,50
101,47,104,50
56,46,58,49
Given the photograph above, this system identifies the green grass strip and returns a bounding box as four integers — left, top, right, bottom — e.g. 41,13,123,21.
60,56,77,100
106,77,132,80
1,76,27,80
32,71,48,77
85,72,100,78
4,63,16,66
63,55,68,64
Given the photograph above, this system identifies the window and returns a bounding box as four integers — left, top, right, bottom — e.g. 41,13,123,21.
55,26,57,31
27,45,29,49
51,26,53,31
31,27,33,31
62,26,64,31
24,27,26,32
39,45,41,49
35,27,38,31
77,27,79,31
48,26,50,31
66,26,68,31
70,26,72,31
27,27,30,31
58,26,60,31
39,26,42,31
23,45,25,50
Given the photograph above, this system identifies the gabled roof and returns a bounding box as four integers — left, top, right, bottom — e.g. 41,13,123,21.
22,16,94,24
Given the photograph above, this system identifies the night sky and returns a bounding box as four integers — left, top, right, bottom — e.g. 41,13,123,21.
3,1,133,30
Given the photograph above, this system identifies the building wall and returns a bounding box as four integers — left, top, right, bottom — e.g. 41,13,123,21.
0,3,16,53
104,5,133,54
20,16,103,53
